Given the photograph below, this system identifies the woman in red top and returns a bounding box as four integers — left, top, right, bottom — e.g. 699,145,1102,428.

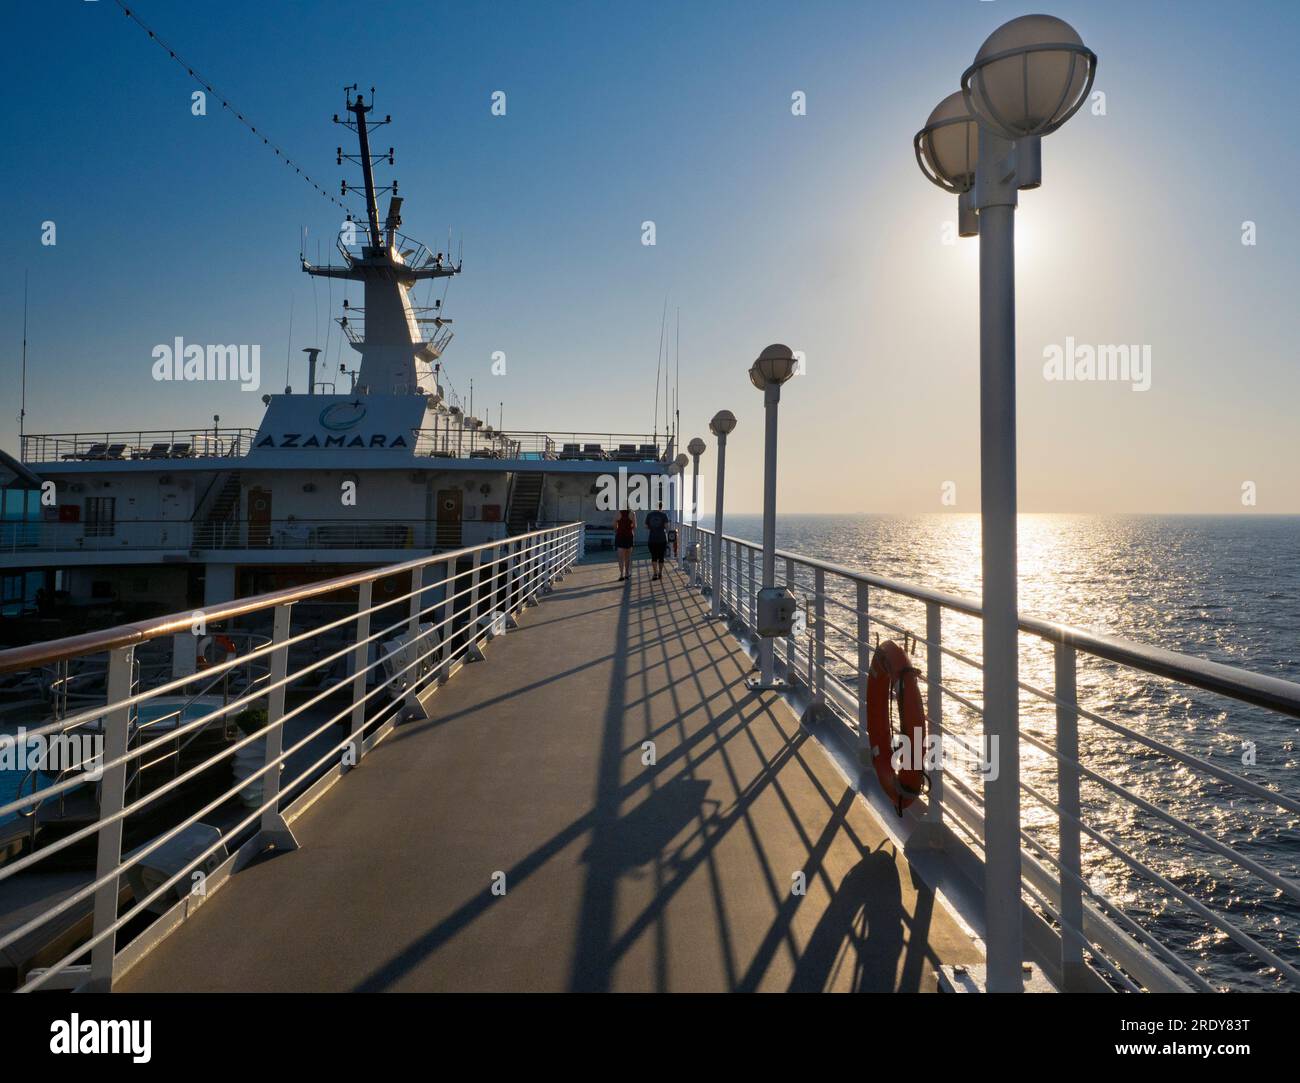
614,509,635,581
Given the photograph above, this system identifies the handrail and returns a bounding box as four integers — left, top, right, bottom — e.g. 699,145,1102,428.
697,526,1300,720
0,522,573,674
0,521,583,992
687,522,1300,992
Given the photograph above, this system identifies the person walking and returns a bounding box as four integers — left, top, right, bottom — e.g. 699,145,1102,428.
614,509,635,581
644,502,670,581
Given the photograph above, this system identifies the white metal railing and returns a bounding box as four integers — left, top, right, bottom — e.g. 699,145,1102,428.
684,523,1300,994
0,522,582,992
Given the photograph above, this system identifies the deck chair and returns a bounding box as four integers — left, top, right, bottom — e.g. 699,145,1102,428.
65,442,107,461
168,442,193,458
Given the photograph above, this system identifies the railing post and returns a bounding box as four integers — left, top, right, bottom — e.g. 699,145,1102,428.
259,603,298,851
525,534,541,607
506,539,522,627
785,557,797,684
87,644,133,992
856,581,870,767
348,581,372,767
539,533,551,593
925,601,944,827
466,548,486,660
813,567,826,706
1055,641,1085,990
437,557,454,679
746,547,755,632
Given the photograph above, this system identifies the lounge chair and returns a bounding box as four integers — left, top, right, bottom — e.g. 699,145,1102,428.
64,442,107,461
141,442,171,459
168,442,193,458
103,444,128,460
582,444,606,460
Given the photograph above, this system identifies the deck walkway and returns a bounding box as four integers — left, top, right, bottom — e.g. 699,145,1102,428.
119,558,979,992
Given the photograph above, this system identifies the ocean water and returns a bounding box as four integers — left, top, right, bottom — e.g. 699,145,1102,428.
714,513,1300,992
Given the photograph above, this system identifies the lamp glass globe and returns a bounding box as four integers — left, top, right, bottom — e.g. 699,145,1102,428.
965,14,1093,138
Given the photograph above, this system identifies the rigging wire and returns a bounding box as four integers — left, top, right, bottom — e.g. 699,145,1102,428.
112,1,354,215
652,297,666,441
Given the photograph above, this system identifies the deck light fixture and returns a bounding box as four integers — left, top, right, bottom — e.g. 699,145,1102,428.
961,14,1096,141
748,344,798,391
914,92,980,235
747,345,798,689
707,410,737,619
913,13,1095,994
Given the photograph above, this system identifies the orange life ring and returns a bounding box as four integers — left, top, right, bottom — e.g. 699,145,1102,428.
197,634,238,669
865,640,927,814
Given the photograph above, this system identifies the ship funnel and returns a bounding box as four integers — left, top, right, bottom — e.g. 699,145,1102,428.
302,347,322,395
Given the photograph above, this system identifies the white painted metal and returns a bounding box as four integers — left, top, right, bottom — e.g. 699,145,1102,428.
87,645,133,993
709,430,728,619
1055,642,1085,990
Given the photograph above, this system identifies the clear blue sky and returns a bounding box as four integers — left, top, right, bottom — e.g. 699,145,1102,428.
5,0,1300,511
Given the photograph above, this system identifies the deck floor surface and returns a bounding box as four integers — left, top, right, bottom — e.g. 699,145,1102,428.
120,558,978,992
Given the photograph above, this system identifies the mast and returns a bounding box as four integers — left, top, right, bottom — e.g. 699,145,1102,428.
19,271,28,448
302,87,462,396
349,93,383,247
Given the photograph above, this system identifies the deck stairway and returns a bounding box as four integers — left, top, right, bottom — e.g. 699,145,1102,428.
193,471,242,549
505,472,544,535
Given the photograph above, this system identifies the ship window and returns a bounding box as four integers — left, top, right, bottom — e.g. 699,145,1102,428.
84,497,117,538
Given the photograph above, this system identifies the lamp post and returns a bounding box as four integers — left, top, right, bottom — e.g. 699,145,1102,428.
746,344,798,690
914,14,1095,994
707,410,736,619
686,437,706,576
671,452,689,568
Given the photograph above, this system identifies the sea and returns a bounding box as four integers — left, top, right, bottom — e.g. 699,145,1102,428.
713,513,1300,992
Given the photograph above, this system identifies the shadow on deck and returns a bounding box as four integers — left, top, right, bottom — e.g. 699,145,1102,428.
119,558,979,992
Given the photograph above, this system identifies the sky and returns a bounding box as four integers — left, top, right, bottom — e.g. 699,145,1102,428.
4,0,1299,513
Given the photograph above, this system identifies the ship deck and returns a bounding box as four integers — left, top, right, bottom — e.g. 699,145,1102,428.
118,560,979,992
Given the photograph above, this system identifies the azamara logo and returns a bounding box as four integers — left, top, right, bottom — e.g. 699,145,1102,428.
49,1014,151,1063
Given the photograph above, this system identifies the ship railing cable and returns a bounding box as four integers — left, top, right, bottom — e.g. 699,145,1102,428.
0,523,582,992
688,525,1300,993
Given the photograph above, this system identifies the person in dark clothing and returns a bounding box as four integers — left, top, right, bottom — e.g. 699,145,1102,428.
614,509,635,581
644,502,670,580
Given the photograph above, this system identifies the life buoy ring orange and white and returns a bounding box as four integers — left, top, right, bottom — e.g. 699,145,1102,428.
865,639,928,814
196,634,238,669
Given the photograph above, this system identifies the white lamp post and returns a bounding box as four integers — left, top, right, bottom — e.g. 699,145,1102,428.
707,410,736,619
686,437,706,577
746,344,798,690
915,14,1095,994
671,452,689,569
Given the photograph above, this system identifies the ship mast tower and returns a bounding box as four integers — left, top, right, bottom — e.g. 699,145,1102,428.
303,88,460,396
